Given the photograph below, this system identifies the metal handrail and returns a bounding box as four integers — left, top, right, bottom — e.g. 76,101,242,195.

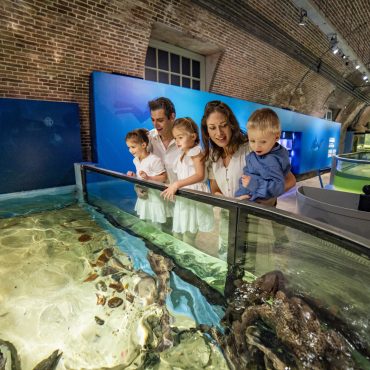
81,164,370,257
334,153,370,164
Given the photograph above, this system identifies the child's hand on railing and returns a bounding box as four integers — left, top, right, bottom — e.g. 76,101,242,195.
139,170,149,180
127,171,136,177
161,182,179,201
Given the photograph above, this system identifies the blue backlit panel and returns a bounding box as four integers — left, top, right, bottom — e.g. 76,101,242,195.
0,98,82,194
91,72,340,175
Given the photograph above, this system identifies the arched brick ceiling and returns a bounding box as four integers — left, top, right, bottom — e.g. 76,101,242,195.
311,0,370,69
191,0,370,105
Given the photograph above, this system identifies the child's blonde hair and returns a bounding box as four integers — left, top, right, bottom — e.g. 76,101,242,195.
247,108,281,136
125,128,149,145
173,117,200,144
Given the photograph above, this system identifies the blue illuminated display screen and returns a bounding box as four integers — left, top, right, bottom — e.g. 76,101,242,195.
91,72,340,175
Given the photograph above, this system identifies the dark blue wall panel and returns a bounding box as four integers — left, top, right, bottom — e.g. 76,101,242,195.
0,98,82,194
91,72,340,175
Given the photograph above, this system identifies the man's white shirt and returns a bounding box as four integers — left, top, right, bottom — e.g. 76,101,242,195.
148,129,181,184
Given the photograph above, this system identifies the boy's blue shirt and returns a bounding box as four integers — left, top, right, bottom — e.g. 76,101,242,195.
235,143,291,201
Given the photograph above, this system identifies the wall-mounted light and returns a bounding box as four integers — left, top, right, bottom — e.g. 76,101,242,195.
299,8,308,26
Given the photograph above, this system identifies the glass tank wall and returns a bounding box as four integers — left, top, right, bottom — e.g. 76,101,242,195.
82,164,370,370
355,133,370,151
332,152,370,193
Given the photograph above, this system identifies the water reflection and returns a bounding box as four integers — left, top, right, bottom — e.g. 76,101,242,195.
84,171,370,368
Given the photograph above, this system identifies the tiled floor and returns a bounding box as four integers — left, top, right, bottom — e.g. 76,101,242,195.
276,173,331,214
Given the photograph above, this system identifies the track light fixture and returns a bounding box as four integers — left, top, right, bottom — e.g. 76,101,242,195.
328,33,339,54
299,8,307,26
326,34,368,77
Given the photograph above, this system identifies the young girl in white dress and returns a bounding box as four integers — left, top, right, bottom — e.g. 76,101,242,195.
126,129,169,226
161,118,214,244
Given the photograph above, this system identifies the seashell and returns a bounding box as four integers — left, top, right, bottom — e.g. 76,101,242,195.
109,282,124,292
134,276,158,305
83,273,99,282
108,297,123,308
33,349,62,370
95,248,114,266
95,316,105,325
78,234,92,242
103,248,114,257
95,280,107,292
101,266,119,276
126,293,134,303
75,228,87,234
96,294,106,306
110,256,125,270
111,272,126,282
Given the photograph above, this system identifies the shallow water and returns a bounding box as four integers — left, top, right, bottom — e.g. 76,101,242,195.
2,187,370,369
0,202,227,369
333,163,370,193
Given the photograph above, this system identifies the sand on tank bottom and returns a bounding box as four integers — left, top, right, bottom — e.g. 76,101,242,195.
0,205,228,369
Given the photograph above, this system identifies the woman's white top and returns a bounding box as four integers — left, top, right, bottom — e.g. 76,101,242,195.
207,143,250,197
133,153,165,178
174,145,210,192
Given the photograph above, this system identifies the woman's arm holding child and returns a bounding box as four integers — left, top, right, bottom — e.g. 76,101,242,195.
210,179,223,196
284,171,296,191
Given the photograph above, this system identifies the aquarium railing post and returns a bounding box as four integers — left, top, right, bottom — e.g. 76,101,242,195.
80,165,88,202
224,207,249,297
329,156,337,185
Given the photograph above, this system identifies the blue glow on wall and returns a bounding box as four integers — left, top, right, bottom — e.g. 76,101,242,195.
0,98,82,194
91,72,340,175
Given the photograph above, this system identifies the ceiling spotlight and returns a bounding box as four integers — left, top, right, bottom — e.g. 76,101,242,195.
328,33,339,54
363,75,369,81
342,54,347,59
355,63,360,69
299,8,307,26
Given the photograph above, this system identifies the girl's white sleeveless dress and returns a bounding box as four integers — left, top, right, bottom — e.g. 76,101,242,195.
134,153,170,223
172,145,214,233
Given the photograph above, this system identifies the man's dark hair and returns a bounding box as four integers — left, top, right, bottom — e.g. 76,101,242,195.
148,97,176,119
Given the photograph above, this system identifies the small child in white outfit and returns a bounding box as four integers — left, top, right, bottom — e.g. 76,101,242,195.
125,129,169,226
161,118,214,244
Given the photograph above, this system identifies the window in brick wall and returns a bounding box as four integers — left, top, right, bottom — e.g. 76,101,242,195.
324,109,333,121
144,40,205,91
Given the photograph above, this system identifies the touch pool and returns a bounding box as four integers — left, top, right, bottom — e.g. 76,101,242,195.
1,182,370,369
0,191,226,369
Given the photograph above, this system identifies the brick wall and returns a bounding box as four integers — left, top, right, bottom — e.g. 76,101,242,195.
0,0,359,160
